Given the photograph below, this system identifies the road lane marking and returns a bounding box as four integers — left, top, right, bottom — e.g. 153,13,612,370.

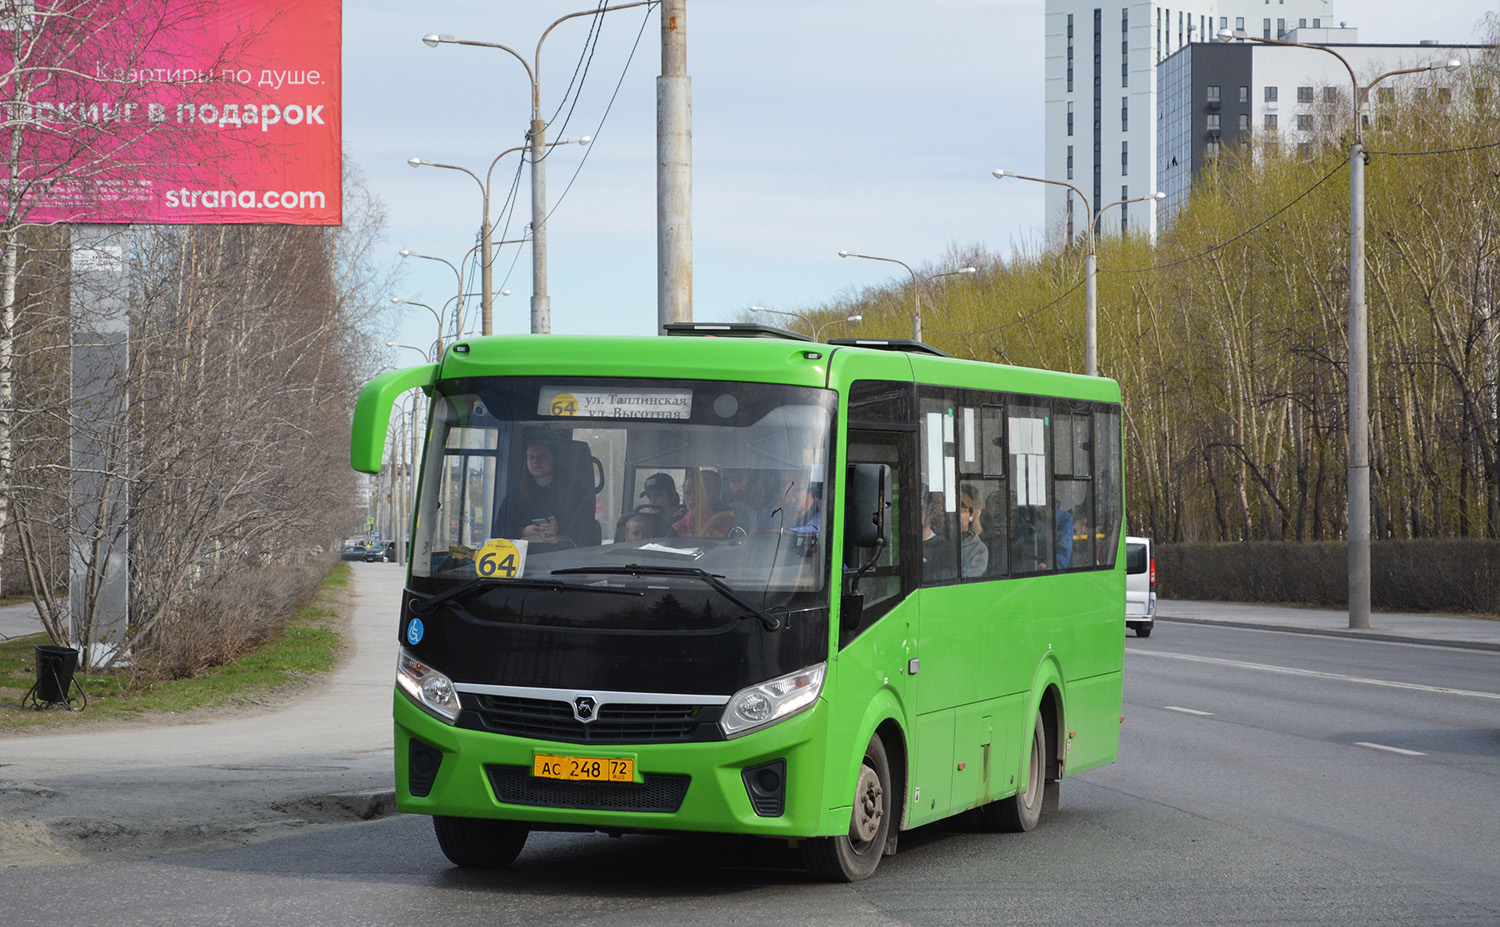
1355,741,1427,757
1163,706,1214,716
1132,651,1500,701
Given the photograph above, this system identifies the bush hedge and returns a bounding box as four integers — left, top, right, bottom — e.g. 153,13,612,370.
1156,539,1500,616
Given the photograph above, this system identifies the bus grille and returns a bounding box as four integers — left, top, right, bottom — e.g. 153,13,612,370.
486,766,690,814
469,694,713,744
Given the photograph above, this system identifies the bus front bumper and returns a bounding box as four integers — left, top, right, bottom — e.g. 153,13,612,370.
393,691,834,838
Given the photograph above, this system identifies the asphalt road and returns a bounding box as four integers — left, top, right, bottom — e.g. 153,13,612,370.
1,620,1494,926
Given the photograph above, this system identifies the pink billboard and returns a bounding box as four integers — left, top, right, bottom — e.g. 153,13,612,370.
4,0,341,226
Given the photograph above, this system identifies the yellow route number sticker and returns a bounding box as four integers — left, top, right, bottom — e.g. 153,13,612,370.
475,538,527,580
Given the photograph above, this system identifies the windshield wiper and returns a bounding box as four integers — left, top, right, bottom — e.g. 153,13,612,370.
407,576,642,618
550,564,784,631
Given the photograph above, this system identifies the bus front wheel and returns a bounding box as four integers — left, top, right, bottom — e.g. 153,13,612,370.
801,734,893,882
432,815,529,868
977,711,1046,833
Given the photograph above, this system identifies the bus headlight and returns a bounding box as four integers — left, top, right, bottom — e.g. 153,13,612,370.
720,663,826,739
397,648,461,724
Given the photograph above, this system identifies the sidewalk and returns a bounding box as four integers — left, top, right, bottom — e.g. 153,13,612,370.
1,573,1495,869
0,563,405,868
1157,599,1500,651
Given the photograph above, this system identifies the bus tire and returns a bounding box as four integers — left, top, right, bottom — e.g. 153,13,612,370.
978,711,1046,833
801,734,892,882
432,815,529,868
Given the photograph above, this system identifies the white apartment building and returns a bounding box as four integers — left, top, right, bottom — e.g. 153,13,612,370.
1158,31,1478,221
1043,0,1335,243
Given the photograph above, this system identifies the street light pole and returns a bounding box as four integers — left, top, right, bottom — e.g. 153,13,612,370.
398,249,466,337
838,251,922,341
1216,28,1460,630
391,297,445,356
993,170,1164,376
992,170,1093,370
424,3,650,335
922,267,978,335
409,137,588,336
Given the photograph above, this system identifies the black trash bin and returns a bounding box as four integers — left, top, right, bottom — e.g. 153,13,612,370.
34,644,80,706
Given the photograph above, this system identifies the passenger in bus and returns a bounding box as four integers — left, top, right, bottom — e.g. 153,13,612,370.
640,472,687,522
760,471,820,533
674,469,736,538
959,483,989,577
621,512,665,543
1012,504,1051,571
720,468,759,529
1054,507,1074,570
497,439,596,544
983,488,1009,575
921,491,956,581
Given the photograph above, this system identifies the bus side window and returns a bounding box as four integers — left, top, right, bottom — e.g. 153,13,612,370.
1008,404,1053,573
1095,408,1124,567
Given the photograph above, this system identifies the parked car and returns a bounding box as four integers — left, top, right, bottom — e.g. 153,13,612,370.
364,541,398,563
1125,536,1156,637
339,544,372,561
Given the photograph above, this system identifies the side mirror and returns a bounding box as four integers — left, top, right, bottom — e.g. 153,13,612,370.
844,463,889,549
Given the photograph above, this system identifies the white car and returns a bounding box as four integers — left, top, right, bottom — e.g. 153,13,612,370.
1125,536,1156,637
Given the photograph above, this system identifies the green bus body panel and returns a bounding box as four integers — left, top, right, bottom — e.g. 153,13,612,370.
374,333,1125,843
350,364,436,474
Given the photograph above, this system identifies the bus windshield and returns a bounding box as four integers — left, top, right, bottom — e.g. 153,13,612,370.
411,376,836,617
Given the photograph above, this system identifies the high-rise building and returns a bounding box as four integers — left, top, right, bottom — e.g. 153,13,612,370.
1158,31,1477,221
1043,0,1335,242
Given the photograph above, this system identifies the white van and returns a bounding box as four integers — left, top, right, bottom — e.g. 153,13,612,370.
1125,536,1156,637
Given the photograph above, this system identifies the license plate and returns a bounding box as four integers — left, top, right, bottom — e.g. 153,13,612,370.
533,754,635,783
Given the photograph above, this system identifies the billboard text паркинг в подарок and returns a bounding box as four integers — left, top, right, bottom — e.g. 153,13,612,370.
5,0,340,225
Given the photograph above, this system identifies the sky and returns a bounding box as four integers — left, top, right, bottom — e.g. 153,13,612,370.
342,1,1497,359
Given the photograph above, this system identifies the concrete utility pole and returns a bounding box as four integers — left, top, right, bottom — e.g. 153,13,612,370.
657,0,692,331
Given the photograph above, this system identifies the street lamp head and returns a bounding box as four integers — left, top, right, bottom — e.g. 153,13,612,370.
837,251,851,258
391,297,405,304
407,157,431,168
399,249,412,258
422,33,454,48
1443,58,1462,71
848,314,863,322
578,136,591,146
384,341,399,347
1153,191,1167,200
499,289,511,297
960,266,977,274
992,169,1013,179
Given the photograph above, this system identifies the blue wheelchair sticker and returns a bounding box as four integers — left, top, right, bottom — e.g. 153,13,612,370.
406,618,425,646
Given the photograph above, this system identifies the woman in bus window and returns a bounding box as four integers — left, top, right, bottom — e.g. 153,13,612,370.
497,439,595,544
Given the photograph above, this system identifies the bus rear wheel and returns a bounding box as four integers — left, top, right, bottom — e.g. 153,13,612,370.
976,711,1046,833
432,815,529,868
801,734,893,882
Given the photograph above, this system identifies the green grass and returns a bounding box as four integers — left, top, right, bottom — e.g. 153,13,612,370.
0,564,349,731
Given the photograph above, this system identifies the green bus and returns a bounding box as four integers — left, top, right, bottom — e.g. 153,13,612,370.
350,323,1125,881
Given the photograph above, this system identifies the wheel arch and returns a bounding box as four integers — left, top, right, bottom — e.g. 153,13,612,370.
845,689,908,834
1029,655,1066,781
